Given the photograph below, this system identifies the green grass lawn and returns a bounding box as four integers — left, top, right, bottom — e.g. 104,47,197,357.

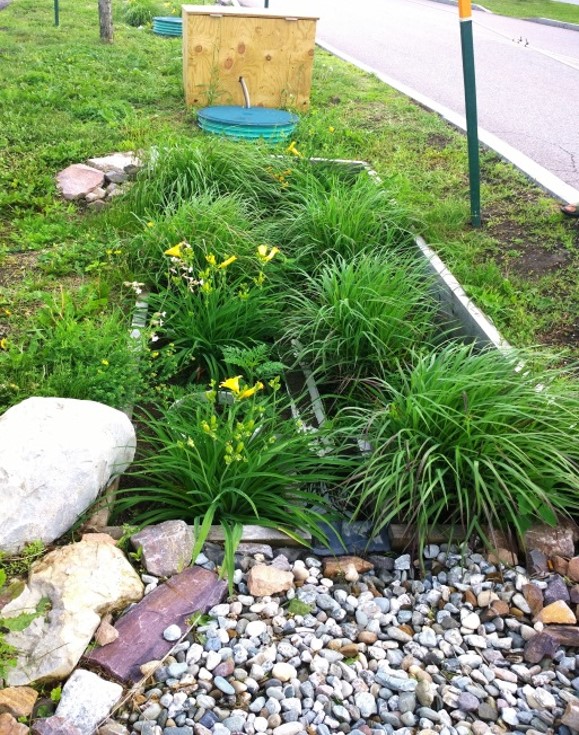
0,0,577,354
480,0,579,24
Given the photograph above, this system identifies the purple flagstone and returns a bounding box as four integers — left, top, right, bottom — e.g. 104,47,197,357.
83,566,226,683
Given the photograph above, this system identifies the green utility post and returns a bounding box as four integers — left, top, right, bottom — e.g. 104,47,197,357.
54,0,60,26
458,0,481,227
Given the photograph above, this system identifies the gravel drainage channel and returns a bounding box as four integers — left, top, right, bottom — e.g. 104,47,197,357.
101,544,579,735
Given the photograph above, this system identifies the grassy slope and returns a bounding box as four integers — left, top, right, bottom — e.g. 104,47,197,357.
480,0,579,23
0,0,577,351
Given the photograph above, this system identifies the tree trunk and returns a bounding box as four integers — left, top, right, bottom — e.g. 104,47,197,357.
98,0,113,43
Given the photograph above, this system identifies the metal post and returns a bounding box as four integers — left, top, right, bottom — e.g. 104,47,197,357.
264,0,269,7
54,0,60,26
458,0,481,227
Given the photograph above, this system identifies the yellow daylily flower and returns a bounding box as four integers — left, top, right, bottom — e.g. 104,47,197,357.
238,381,264,400
218,255,237,269
286,141,303,158
164,242,184,259
220,375,242,394
0,338,7,350
257,245,280,263
205,253,217,266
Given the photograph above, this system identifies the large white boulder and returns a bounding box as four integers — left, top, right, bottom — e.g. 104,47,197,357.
1,534,144,685
0,397,136,554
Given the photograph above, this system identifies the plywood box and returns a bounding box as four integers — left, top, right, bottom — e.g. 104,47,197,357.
182,5,318,110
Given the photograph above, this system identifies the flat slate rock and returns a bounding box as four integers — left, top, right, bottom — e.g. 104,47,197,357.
83,566,226,683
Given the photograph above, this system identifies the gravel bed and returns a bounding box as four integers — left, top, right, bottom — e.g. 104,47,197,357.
113,546,579,735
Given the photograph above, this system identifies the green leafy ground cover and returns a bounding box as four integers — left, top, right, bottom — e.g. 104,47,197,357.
0,0,577,363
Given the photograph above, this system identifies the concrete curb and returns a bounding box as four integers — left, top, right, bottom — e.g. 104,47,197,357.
316,39,579,205
526,16,579,32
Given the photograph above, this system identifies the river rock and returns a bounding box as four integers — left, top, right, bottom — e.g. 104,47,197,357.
523,632,559,663
526,548,549,577
0,686,38,717
544,625,579,647
247,565,293,597
522,584,544,617
535,600,576,625
130,521,194,578
562,697,579,730
524,520,579,560
568,556,579,582
543,575,570,605
56,164,105,200
1,535,143,685
322,556,374,578
54,670,123,735
0,397,136,554
94,617,120,647
0,712,28,735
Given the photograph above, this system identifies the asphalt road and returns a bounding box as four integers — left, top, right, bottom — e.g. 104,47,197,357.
245,0,579,197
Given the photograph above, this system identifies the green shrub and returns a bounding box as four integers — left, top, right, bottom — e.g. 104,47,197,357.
285,247,435,386
115,380,356,589
347,343,579,551
122,0,162,27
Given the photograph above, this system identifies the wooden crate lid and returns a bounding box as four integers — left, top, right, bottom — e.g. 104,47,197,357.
182,4,319,20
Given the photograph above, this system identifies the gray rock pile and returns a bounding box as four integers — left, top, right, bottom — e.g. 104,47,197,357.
56,153,141,208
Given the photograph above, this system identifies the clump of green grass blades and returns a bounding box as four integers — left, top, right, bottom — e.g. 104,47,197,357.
263,170,413,267
346,343,579,551
286,247,436,386
120,140,288,222
115,385,356,590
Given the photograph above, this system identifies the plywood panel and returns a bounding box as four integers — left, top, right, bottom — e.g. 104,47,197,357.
183,6,317,110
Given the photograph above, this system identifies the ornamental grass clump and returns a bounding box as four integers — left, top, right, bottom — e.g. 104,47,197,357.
285,247,436,388
147,240,283,383
115,378,356,588
124,140,290,221
262,172,413,268
347,343,579,551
